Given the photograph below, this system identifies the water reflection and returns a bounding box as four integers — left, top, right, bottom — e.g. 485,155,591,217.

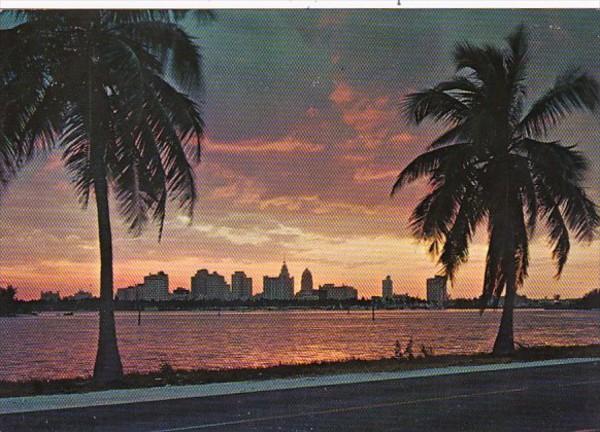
1,309,598,381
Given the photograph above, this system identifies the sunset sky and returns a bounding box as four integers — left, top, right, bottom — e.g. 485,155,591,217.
1,10,599,300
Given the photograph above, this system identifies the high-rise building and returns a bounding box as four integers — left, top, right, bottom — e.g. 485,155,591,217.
382,275,394,299
191,269,209,299
318,284,358,301
142,271,169,301
426,275,447,308
263,261,294,300
191,269,230,300
231,271,253,300
300,268,313,292
206,272,230,300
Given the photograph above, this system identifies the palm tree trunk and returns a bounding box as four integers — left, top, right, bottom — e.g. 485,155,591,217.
92,168,124,384
492,177,518,356
86,38,123,384
492,279,516,355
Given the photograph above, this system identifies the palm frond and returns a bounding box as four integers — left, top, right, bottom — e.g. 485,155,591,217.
103,10,213,25
143,86,198,222
428,124,470,149
61,110,93,207
505,25,529,123
402,88,469,125
538,188,571,277
438,185,486,280
149,74,204,161
454,42,506,89
116,21,204,94
561,185,600,243
523,139,599,243
391,143,468,194
520,138,588,180
519,70,599,137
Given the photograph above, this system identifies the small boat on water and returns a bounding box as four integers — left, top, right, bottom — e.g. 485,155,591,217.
63,312,74,316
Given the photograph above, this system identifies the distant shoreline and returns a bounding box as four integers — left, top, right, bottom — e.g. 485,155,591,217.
2,344,599,399
6,288,599,314
5,306,599,317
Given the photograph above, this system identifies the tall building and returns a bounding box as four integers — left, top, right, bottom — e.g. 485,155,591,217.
191,269,209,299
142,271,169,301
300,268,313,292
382,275,394,299
263,261,294,300
231,271,253,300
207,272,230,300
191,269,230,300
318,284,358,301
426,275,447,308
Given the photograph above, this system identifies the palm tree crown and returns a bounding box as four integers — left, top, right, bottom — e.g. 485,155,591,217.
1,10,205,234
392,26,599,353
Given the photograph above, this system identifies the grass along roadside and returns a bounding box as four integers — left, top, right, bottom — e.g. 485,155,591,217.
1,344,599,399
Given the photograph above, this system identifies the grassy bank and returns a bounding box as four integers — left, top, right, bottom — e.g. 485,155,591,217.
1,344,599,399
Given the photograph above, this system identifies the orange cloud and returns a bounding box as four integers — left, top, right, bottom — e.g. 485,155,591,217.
330,82,398,134
259,194,379,216
330,82,416,151
341,154,372,163
353,167,399,183
341,101,396,134
329,81,355,105
206,137,324,154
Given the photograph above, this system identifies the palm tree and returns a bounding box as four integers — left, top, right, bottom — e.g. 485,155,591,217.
0,11,206,383
392,26,599,355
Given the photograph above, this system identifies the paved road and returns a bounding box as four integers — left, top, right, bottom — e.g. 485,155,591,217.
1,361,599,432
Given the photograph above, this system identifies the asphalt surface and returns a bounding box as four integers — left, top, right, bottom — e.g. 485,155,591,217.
1,361,599,432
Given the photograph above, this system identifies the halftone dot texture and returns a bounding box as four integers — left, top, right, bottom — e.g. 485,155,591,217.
0,10,598,383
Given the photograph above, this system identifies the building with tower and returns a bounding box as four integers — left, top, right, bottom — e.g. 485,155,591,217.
296,268,319,300
263,261,295,300
382,275,394,299
300,268,313,292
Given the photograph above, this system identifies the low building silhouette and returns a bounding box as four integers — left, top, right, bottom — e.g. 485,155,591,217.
40,291,60,302
171,287,191,301
318,284,358,301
